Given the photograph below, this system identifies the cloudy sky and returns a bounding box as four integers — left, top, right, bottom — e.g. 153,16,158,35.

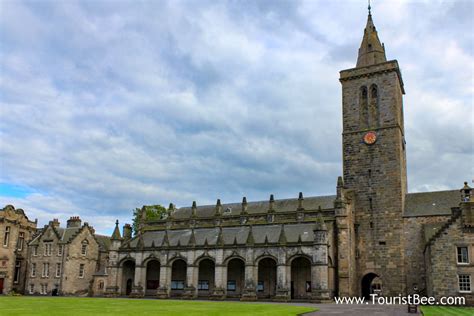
0,0,472,235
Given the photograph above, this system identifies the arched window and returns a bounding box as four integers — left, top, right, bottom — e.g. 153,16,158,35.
359,86,369,128
369,84,380,128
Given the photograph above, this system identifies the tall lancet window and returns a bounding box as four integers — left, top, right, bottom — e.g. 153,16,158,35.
369,84,380,128
359,86,368,128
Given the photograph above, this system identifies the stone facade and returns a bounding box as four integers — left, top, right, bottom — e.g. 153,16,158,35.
0,205,37,294
26,217,109,296
1,10,472,302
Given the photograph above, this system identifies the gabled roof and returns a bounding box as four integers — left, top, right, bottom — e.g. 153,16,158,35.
126,223,318,249
172,195,335,219
404,190,459,217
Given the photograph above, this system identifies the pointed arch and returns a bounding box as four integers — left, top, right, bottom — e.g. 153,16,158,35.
359,86,369,128
369,84,380,128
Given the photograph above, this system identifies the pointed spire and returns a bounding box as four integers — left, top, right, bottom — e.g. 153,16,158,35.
215,199,222,216
298,192,304,210
268,194,275,212
192,201,197,218
151,240,155,248
204,237,209,247
189,229,196,246
241,197,248,215
216,227,224,246
278,225,287,245
246,226,255,245
167,203,174,219
233,236,238,246
111,220,122,240
176,238,181,247
314,210,328,232
297,234,302,244
162,230,169,247
264,235,269,244
356,5,387,67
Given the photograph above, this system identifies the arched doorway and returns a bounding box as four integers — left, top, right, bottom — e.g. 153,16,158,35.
197,259,215,297
122,260,135,296
227,258,245,298
361,273,382,299
145,260,160,296
170,259,187,297
290,257,311,299
257,257,277,299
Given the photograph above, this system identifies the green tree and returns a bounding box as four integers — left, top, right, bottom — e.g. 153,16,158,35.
132,204,167,235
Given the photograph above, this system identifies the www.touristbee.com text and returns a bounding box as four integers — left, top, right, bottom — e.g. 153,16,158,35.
334,294,466,305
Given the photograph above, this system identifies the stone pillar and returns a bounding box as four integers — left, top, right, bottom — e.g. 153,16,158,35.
241,264,257,301
211,248,226,299
157,264,170,299
130,265,145,297
274,264,290,301
310,262,330,302
105,265,120,297
183,264,197,299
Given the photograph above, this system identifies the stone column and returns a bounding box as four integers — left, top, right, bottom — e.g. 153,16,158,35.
157,264,170,299
105,265,121,297
130,265,145,297
211,248,226,299
241,264,257,301
274,264,290,301
310,258,330,302
184,264,197,299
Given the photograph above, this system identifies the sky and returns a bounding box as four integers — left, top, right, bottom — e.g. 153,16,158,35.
0,0,473,235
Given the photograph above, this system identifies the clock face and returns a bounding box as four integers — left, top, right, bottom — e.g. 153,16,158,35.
363,131,377,145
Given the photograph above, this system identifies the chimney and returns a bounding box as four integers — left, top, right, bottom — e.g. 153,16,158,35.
49,218,60,228
123,224,132,240
66,216,82,228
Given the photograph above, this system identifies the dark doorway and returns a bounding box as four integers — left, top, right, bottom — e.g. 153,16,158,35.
52,288,58,296
257,258,277,299
171,259,187,296
198,259,215,297
290,257,311,299
126,279,133,295
122,260,135,296
145,260,160,296
0,278,4,294
290,281,294,299
361,273,381,299
227,258,245,298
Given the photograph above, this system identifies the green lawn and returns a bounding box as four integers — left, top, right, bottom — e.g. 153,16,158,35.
0,296,316,316
420,306,474,316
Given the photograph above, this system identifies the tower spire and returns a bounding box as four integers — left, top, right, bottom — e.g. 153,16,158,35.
356,3,387,67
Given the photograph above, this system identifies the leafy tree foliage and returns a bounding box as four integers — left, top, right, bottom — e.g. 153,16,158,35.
132,205,167,235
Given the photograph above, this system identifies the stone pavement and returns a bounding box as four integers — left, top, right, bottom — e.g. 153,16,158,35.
296,303,420,316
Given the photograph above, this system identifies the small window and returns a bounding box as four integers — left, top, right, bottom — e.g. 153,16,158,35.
42,263,49,277
98,281,104,290
33,246,38,256
171,280,184,290
3,226,10,247
17,232,24,251
31,263,36,277
305,281,312,292
14,260,21,283
56,263,61,278
81,241,88,256
44,243,52,256
29,284,34,294
379,241,386,246
198,280,209,290
79,264,85,278
457,247,469,264
459,275,471,293
227,280,236,291
58,245,63,256
257,281,264,292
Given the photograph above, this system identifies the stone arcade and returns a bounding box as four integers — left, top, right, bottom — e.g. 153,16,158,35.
94,9,473,303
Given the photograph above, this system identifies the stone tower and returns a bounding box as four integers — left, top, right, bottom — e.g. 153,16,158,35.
339,8,407,297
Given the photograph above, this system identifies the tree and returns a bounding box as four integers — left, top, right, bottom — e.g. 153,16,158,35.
132,204,167,235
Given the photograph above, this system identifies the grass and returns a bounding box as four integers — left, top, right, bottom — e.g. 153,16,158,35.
0,296,316,316
420,306,474,316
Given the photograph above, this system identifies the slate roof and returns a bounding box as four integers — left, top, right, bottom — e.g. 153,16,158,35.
128,223,318,248
95,234,111,251
172,195,335,219
404,190,459,217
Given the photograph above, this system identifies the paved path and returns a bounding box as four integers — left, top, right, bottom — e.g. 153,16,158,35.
295,303,419,316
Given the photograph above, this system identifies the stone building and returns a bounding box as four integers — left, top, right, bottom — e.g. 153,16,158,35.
96,10,473,302
0,205,37,294
26,216,109,296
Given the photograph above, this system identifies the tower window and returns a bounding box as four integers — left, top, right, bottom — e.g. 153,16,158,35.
371,86,378,98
